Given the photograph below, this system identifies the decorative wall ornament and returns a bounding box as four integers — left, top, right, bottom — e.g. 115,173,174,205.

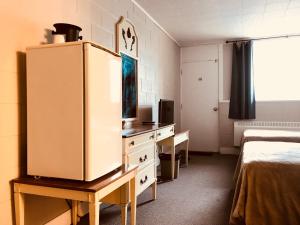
116,16,138,58
116,16,139,123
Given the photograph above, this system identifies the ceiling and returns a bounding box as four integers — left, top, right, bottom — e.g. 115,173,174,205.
135,0,300,46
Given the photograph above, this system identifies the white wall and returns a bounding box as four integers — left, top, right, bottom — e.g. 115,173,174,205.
0,1,180,224
181,45,219,62
222,43,232,100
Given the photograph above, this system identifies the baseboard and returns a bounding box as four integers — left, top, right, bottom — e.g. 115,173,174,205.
45,209,71,225
219,147,240,155
189,151,215,155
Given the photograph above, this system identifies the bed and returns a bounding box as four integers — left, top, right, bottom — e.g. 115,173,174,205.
230,129,300,225
241,129,300,145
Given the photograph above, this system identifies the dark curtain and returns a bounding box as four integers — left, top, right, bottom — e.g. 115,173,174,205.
229,41,256,119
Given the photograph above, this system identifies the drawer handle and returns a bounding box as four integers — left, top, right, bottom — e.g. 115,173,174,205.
149,134,155,139
157,133,161,137
140,175,148,185
129,141,135,146
139,154,148,163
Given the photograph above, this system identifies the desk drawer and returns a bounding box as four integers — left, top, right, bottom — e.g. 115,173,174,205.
156,126,174,142
174,131,189,146
128,142,155,170
125,131,155,149
136,163,155,195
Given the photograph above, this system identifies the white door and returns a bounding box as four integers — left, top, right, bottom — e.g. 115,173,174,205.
181,60,219,152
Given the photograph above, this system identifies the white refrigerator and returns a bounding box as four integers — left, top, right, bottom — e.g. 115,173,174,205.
26,41,122,181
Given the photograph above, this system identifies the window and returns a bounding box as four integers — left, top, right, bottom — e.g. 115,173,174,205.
253,37,300,101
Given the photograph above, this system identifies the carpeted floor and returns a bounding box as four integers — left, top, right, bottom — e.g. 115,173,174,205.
79,154,238,225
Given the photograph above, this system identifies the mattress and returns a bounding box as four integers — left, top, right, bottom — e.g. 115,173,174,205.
230,141,300,225
241,129,300,145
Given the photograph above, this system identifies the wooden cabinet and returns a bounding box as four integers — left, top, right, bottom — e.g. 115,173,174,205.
136,163,155,195
123,132,155,154
127,142,155,171
123,131,156,197
122,124,175,198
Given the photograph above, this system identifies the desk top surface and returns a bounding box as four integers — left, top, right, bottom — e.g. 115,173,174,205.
122,123,175,138
13,165,138,193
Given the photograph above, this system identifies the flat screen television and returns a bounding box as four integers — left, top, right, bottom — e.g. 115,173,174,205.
121,53,137,120
158,99,174,124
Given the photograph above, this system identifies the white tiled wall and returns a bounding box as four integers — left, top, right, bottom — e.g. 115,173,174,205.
0,0,180,224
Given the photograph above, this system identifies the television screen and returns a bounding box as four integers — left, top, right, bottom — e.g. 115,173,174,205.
121,53,137,119
159,99,174,124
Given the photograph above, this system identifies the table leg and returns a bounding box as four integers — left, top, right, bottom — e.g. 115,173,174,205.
121,203,128,225
14,190,25,225
186,139,189,167
89,201,100,225
72,200,78,225
130,177,136,225
171,145,175,180
151,180,157,200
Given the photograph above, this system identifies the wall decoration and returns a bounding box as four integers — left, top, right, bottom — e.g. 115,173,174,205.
116,16,139,121
116,16,138,58
121,53,137,119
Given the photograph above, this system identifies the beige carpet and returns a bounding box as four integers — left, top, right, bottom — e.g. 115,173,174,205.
79,154,238,225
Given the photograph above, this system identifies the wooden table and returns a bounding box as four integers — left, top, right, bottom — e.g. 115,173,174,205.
13,165,138,225
157,130,189,179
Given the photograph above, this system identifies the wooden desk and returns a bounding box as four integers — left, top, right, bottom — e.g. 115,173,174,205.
122,123,175,199
13,165,138,225
157,130,189,179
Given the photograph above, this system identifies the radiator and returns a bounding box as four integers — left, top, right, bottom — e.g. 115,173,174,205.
233,121,300,146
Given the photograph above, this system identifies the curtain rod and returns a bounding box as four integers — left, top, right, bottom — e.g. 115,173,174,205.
225,34,300,43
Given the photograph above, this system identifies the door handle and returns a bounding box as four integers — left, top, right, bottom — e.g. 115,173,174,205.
140,175,148,185
139,154,148,163
213,107,218,111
